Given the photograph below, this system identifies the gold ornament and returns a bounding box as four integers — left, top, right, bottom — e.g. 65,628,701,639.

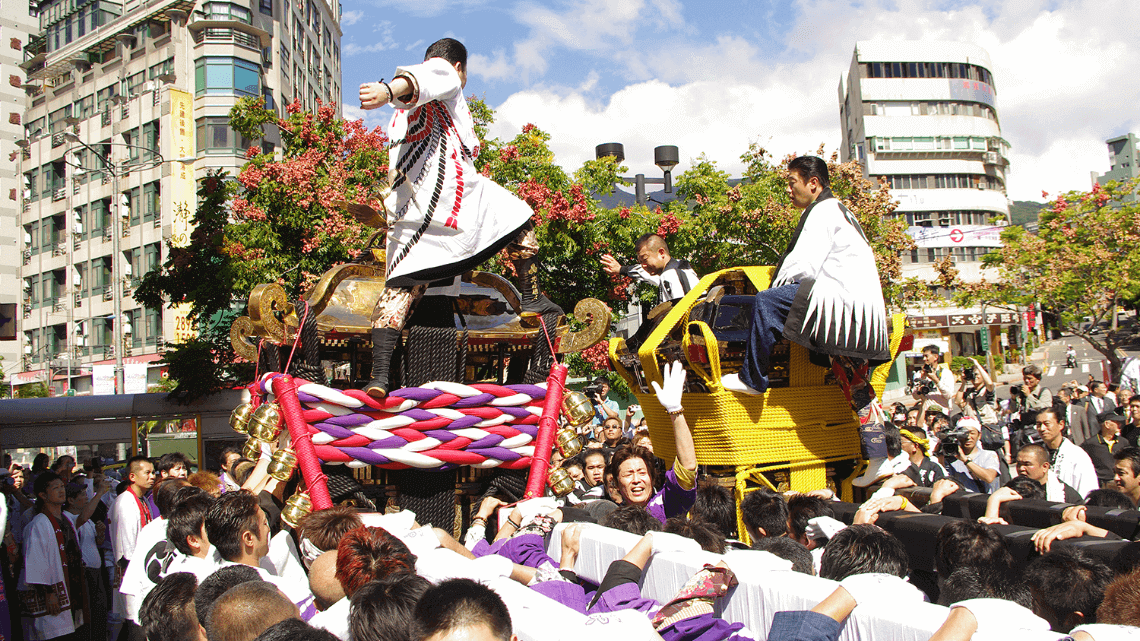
248,403,284,442
230,403,255,435
547,467,575,497
267,448,297,482
561,391,594,428
555,428,583,458
281,491,312,529
242,436,269,460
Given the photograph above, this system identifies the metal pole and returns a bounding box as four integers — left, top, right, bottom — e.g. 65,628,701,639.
112,164,124,395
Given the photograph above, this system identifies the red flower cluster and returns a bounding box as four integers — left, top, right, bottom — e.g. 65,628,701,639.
499,145,520,162
579,341,611,371
657,212,681,237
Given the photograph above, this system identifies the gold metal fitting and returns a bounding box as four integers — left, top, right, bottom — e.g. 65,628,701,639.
561,391,594,428
281,491,312,529
248,403,284,442
230,403,255,435
555,427,583,458
267,448,297,482
548,467,575,497
242,436,269,460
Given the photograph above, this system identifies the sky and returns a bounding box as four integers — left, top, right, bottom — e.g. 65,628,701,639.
337,0,1140,203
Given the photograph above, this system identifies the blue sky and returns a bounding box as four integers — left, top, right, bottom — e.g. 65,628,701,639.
338,0,1140,202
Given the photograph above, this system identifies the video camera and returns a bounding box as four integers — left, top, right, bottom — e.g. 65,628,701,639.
582,383,605,400
912,364,935,396
936,425,972,458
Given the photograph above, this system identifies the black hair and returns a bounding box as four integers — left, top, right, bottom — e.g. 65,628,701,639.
1005,475,1046,501
884,423,902,458
1112,542,1140,577
935,520,1012,579
1086,488,1135,510
1025,548,1113,632
786,494,836,543
819,524,908,581
633,233,668,253
153,478,190,518
1023,364,1043,378
787,156,830,189
423,38,467,69
168,493,215,556
65,482,86,502
922,344,941,356
937,565,1032,608
193,564,260,628
663,517,725,554
608,445,658,492
600,505,662,536
1114,447,1140,478
204,491,262,562
141,572,200,641
740,489,789,539
127,454,153,477
751,535,814,575
413,578,512,641
33,471,62,509
348,573,431,641
157,452,192,476
31,453,49,473
689,479,737,540
253,618,338,641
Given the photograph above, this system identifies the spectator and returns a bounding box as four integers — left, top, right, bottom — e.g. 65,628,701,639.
913,345,956,415
585,377,619,429
1113,447,1140,506
598,418,631,452
62,479,110,640
349,574,431,641
207,580,300,641
740,490,788,542
156,452,192,481
1086,381,1118,429
1036,407,1100,499
412,578,514,641
898,428,945,487
955,357,998,424
1059,387,1094,445
1015,444,1083,503
1121,394,1140,447
219,446,243,492
1082,410,1127,487
944,417,1000,494
1022,365,1054,411
21,471,85,641
1024,548,1113,633
139,572,203,641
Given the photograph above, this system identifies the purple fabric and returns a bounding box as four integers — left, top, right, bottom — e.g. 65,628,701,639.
324,413,374,427
513,424,539,437
402,408,439,421
467,434,505,449
658,613,752,641
531,581,589,614
469,447,521,461
587,582,659,616
646,468,697,524
392,387,443,402
311,422,357,439
296,390,323,404
509,384,547,398
487,533,555,568
365,437,408,449
453,393,497,407
145,492,160,519
471,539,492,557
497,406,534,418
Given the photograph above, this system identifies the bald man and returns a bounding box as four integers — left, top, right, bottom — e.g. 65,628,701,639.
206,580,298,641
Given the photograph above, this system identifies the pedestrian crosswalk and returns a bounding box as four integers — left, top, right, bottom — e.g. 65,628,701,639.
1047,363,1090,377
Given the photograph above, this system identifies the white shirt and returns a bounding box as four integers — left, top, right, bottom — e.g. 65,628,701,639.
949,448,1000,494
922,364,957,414
120,517,177,623
20,513,82,639
62,511,101,570
110,489,149,564
1051,438,1100,499
163,552,218,584
309,596,351,641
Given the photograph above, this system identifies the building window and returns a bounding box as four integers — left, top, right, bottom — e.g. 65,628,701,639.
260,0,272,14
142,182,160,221
194,57,261,96
200,2,252,23
195,116,252,154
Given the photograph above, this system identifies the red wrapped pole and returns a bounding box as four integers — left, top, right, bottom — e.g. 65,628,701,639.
272,374,333,510
524,363,568,499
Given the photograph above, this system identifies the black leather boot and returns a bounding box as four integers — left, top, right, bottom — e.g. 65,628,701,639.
364,327,401,399
513,257,563,316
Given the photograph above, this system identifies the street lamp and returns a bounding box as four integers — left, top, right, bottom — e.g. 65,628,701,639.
595,143,680,206
60,132,191,394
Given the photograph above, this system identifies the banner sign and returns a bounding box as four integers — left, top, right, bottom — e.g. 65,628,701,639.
908,225,1003,248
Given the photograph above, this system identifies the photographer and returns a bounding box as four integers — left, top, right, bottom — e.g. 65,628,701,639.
941,417,1000,494
585,376,619,429
912,345,956,414
1021,365,1053,411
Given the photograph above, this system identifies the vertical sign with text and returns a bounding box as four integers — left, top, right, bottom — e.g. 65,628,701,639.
169,89,196,344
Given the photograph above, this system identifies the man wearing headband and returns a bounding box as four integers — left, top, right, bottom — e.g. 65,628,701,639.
898,428,945,487
945,417,1000,494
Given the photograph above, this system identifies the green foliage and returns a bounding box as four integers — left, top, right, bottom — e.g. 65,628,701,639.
1008,200,1045,228
16,382,49,398
950,356,972,374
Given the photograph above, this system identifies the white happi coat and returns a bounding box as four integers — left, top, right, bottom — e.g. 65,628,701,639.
774,189,890,361
383,58,533,286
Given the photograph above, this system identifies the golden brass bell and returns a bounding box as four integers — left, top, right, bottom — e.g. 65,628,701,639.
267,448,297,482
242,436,269,460
555,427,583,458
248,403,284,442
561,391,594,428
281,491,312,529
548,467,576,497
230,403,255,435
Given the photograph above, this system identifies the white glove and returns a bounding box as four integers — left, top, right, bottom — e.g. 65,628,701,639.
950,598,1050,631
515,497,559,527
805,516,846,541
838,573,925,607
651,361,687,414
649,531,701,556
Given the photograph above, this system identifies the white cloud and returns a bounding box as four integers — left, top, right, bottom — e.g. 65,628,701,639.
364,0,489,19
483,0,1140,201
469,49,515,82
344,20,398,56
340,9,364,26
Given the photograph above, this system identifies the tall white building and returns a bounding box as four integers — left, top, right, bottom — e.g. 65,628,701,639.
840,41,1016,362
12,0,342,395
2,0,40,390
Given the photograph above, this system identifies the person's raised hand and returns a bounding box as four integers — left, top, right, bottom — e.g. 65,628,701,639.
977,516,1008,525
476,496,504,521
359,82,387,110
600,254,622,277
651,361,686,414
1062,505,1087,522
882,474,916,490
1031,521,1088,554
930,478,961,503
